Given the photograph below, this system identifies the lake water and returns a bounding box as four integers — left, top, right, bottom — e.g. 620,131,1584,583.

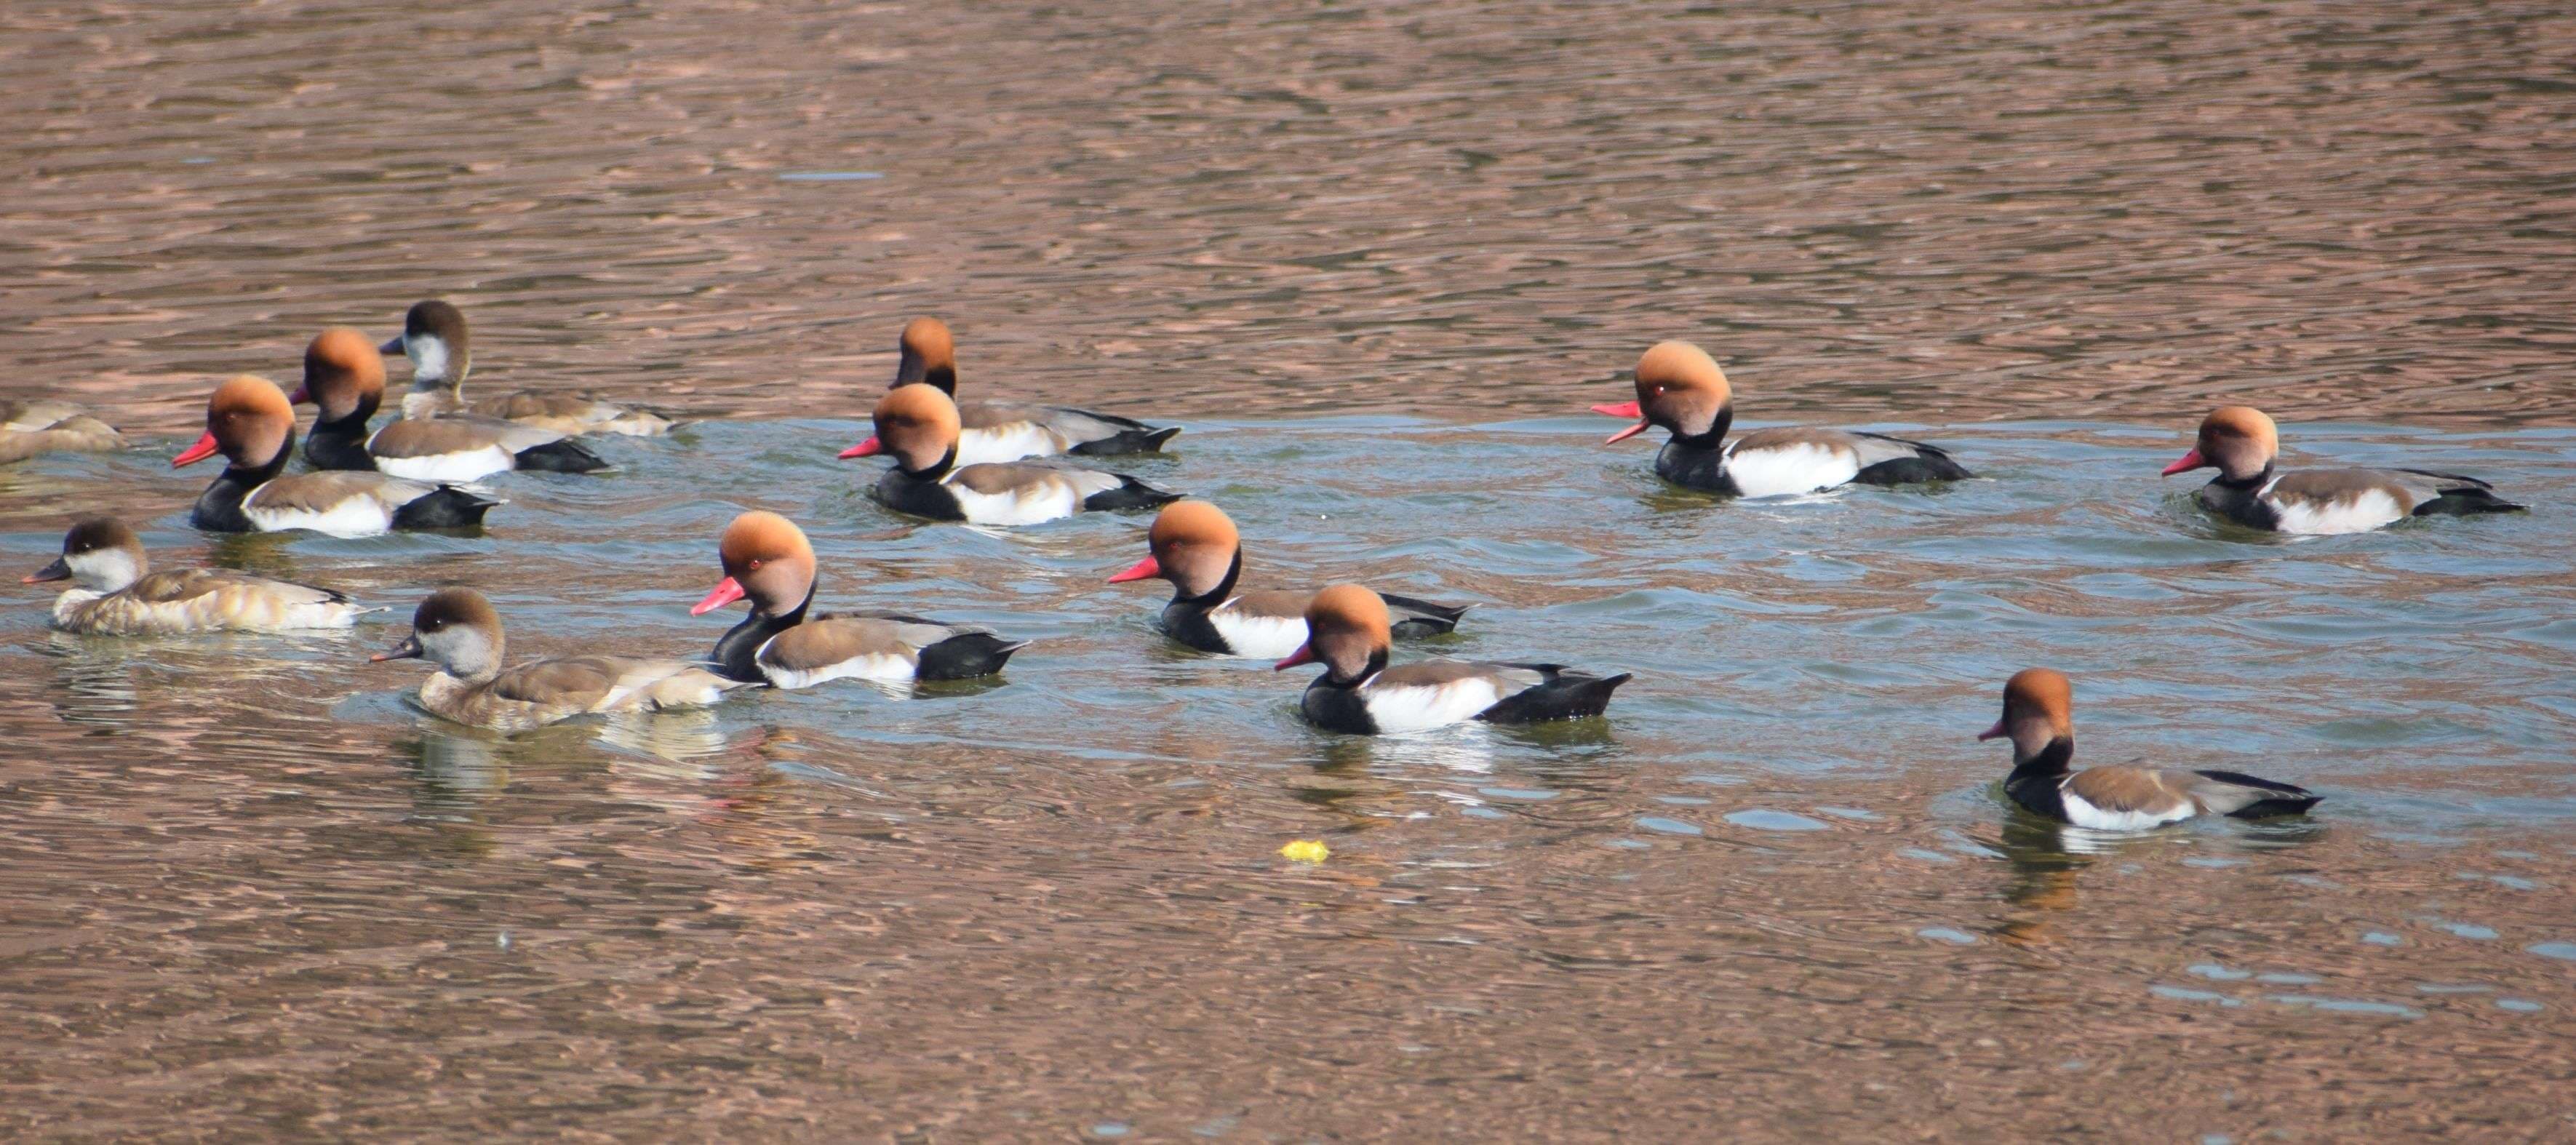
5,0,2575,1138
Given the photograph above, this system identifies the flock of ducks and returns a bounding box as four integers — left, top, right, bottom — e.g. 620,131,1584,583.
7,304,2530,833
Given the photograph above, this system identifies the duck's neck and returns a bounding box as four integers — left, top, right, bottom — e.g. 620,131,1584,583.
2214,463,2275,491
2010,736,2075,778
903,447,961,482
1173,551,1244,607
1670,404,1735,451
195,435,295,527
1319,648,1389,690
714,585,816,682
306,394,382,470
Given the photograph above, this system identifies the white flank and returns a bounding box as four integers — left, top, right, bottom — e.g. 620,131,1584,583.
1360,677,1507,734
757,637,917,690
2059,785,2196,831
2264,481,2405,535
1206,605,1309,658
242,493,394,538
369,439,515,483
1723,442,1861,498
954,422,1066,466
944,479,1082,526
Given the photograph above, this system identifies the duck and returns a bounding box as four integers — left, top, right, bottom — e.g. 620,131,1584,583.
382,300,674,436
843,316,1178,466
25,516,368,635
1276,585,1629,735
848,384,1181,524
292,327,607,481
370,587,746,731
689,511,1026,687
1,401,124,464
1106,500,1470,658
2162,406,2523,534
1592,342,1971,496
1980,668,2321,829
175,375,499,535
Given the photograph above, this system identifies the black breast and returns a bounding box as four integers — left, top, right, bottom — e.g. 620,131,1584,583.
874,469,966,521
1299,680,1378,735
1654,439,1738,495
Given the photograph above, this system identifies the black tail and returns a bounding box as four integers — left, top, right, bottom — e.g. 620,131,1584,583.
2412,487,2525,516
514,437,610,474
1082,474,1184,512
1380,593,1472,638
1069,424,1182,456
1478,670,1631,725
1853,434,1973,484
915,633,1027,680
2193,768,2325,819
391,486,501,530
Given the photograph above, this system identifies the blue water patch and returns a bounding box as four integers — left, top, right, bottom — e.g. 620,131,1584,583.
1636,816,1702,837
1917,927,1977,945
2150,985,2243,1007
2187,963,2252,981
2266,994,2421,1019
2497,999,2545,1013
1724,809,1828,832
2361,931,2403,946
2526,941,2576,962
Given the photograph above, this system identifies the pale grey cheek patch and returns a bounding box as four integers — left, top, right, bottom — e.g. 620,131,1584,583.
408,335,452,383
71,549,142,593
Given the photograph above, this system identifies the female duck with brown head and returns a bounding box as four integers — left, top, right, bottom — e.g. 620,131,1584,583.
1,401,123,465
25,516,368,635
1592,342,1971,497
1980,669,2321,829
1277,585,1628,735
1106,500,1470,658
382,300,674,436
690,511,1026,687
371,588,746,731
295,327,607,481
844,316,1178,466
2162,405,2522,535
176,375,498,536
848,384,1181,525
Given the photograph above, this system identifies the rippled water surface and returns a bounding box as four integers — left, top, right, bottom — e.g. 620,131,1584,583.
7,0,2576,1138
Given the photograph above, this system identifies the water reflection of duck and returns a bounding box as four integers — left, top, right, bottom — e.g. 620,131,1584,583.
1979,669,2321,829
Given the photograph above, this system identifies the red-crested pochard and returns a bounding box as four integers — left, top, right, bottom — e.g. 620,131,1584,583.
293,327,606,481
1981,669,2321,829
1592,342,1971,496
370,588,746,730
1,401,123,464
175,375,498,535
842,317,1177,466
25,516,368,635
2162,406,2523,534
847,384,1181,524
691,511,1026,687
383,300,674,436
1106,500,1469,658
1275,584,1628,735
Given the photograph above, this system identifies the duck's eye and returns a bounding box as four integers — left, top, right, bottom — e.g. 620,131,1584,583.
748,559,762,570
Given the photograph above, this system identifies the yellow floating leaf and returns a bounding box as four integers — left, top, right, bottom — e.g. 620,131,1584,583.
1278,839,1330,863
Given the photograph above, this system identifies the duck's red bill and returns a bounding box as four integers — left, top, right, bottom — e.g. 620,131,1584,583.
1106,554,1161,583
1977,719,2006,741
2160,448,2207,476
1590,400,1641,418
1274,643,1317,670
1603,420,1651,444
172,431,221,468
691,576,746,615
837,436,882,459
287,385,311,404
